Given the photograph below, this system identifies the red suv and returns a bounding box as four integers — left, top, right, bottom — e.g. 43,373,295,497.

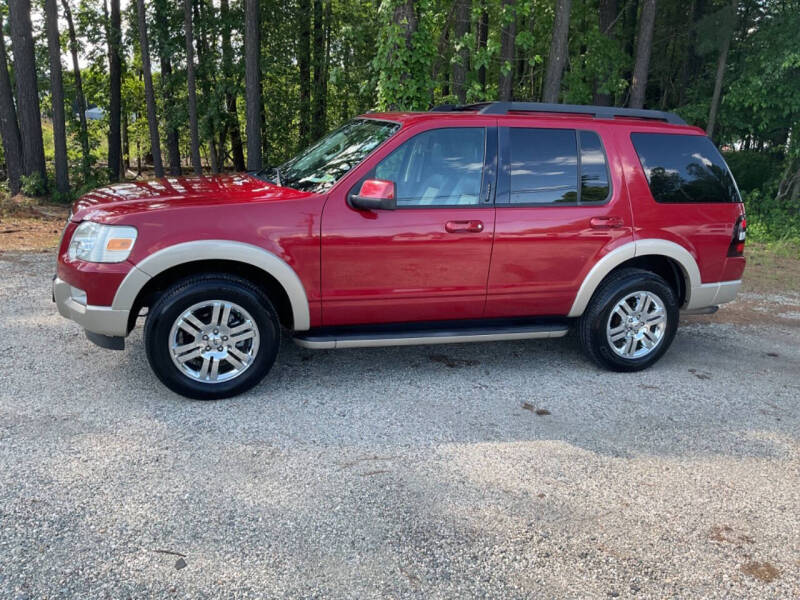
54,102,746,399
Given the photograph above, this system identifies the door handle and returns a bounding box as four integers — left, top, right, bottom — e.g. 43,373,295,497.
590,216,624,229
445,220,484,233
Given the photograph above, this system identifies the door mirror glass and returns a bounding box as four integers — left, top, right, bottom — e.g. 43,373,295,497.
349,179,397,210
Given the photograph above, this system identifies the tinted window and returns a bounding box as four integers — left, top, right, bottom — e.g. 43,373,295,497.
631,133,740,203
579,131,610,203
508,128,578,204
373,128,485,206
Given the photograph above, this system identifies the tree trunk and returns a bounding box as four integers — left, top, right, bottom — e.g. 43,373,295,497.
184,0,202,174
107,0,122,181
195,0,222,174
220,0,245,170
45,0,69,194
542,0,571,103
498,0,516,102
382,0,418,111
136,0,164,177
61,0,91,182
209,138,219,174
8,0,46,186
706,0,736,139
161,53,182,176
244,0,262,170
297,0,312,149
122,110,130,171
476,6,488,92
452,0,471,104
621,0,639,99
593,0,617,106
629,0,656,109
310,0,328,140
0,15,23,195
153,1,181,176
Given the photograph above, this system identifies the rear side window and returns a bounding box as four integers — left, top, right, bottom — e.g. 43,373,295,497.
508,128,578,204
631,133,741,203
501,128,611,205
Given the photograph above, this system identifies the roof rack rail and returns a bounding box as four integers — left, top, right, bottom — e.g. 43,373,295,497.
431,102,494,112
431,101,687,125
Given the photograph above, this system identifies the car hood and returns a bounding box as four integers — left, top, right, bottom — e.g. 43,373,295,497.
71,173,314,222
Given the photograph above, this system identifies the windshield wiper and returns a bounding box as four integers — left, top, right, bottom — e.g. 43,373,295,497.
251,165,282,186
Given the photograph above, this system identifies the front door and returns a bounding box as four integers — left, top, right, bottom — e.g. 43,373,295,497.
321,125,497,327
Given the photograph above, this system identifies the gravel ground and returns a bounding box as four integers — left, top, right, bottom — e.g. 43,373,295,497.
1,251,799,599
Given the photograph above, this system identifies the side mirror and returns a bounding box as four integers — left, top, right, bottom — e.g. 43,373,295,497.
349,179,397,211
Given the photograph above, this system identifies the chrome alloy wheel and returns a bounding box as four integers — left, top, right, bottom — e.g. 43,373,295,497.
168,300,260,383
606,291,667,359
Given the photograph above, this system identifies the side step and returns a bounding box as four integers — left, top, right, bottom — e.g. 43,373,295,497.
293,318,570,350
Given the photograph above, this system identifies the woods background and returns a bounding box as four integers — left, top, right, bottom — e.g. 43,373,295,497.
0,0,799,241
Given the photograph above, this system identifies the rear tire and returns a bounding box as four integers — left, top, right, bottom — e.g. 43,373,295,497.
144,274,280,400
578,268,679,372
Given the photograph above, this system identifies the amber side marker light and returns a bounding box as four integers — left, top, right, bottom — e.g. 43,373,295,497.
106,238,134,252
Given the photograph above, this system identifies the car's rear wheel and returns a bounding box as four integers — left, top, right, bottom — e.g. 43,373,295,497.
578,268,679,372
144,274,280,399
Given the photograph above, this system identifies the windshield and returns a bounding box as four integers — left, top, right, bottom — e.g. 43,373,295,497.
265,119,400,193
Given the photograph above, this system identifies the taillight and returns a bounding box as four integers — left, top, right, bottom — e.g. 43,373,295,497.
728,215,746,257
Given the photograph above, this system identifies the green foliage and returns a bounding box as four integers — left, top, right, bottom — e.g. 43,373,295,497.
375,0,435,111
724,151,783,194
744,187,800,243
20,172,48,197
2,0,799,249
563,19,629,104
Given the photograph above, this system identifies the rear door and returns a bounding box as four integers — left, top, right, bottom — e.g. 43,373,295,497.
485,125,634,317
321,124,497,326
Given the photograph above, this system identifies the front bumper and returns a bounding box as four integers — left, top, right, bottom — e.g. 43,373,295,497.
53,277,130,338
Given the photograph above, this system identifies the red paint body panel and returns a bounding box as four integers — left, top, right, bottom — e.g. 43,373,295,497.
56,110,745,331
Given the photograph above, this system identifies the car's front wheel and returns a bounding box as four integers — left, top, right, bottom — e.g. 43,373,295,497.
144,274,280,400
578,268,679,372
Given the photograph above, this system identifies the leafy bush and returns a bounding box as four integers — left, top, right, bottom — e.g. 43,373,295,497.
744,188,800,244
20,172,48,197
724,151,784,193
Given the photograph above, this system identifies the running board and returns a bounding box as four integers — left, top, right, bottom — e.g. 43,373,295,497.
293,318,570,350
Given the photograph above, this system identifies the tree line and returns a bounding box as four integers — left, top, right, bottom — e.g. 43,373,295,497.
0,0,798,206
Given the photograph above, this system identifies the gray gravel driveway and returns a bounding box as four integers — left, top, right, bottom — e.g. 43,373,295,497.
1,251,799,598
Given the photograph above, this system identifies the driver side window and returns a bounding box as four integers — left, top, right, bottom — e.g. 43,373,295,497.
374,128,485,207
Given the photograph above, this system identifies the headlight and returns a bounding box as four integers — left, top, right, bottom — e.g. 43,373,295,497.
68,222,138,263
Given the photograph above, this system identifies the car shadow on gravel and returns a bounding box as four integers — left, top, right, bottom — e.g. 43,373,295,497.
104,321,800,463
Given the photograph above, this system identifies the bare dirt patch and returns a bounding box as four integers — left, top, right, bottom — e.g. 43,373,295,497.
740,561,781,583
0,195,69,253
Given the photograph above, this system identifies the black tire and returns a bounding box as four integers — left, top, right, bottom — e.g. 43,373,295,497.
577,268,679,372
144,274,280,400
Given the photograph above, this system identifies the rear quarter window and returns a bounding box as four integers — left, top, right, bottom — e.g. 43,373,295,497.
631,133,741,203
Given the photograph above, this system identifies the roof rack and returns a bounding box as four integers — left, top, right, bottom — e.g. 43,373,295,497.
430,101,687,125
430,102,495,112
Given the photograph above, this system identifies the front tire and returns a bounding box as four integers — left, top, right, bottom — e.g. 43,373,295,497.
578,268,679,372
144,274,280,400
